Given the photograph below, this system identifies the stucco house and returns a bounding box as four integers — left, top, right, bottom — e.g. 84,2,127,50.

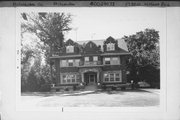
50,36,130,91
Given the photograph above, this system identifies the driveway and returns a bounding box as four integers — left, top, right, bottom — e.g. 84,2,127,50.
20,89,160,108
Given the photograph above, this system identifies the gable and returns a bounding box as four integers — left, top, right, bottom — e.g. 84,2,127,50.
83,41,101,54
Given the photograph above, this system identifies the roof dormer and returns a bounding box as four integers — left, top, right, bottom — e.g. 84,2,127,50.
103,36,118,52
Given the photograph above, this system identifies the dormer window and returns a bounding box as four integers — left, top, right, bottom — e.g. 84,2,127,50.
107,43,115,51
66,45,74,53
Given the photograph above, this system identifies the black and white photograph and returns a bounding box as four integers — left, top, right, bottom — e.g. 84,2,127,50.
18,7,162,109
1,2,180,120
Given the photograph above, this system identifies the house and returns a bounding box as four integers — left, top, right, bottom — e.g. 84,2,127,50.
50,36,131,90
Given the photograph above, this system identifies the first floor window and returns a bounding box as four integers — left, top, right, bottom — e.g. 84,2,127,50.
110,73,114,81
115,73,120,81
71,75,76,82
103,71,122,82
61,74,80,84
62,75,66,83
104,73,109,82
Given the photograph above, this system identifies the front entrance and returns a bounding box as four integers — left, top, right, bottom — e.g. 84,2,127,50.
84,72,97,85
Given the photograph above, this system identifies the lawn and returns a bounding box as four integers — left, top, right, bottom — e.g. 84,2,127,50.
19,89,159,108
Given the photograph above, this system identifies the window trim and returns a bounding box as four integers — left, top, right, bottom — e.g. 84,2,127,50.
93,56,98,61
61,73,80,84
106,43,115,51
104,57,111,65
85,57,89,62
103,71,122,82
104,57,120,65
66,45,74,53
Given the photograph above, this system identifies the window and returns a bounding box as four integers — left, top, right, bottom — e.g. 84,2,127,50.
66,45,74,53
68,59,73,66
85,57,89,62
74,59,80,66
93,56,98,61
61,74,80,84
104,73,109,82
62,75,66,83
72,75,76,83
111,57,119,65
107,43,115,51
104,57,110,65
115,73,120,81
110,74,114,81
103,71,122,82
61,60,67,67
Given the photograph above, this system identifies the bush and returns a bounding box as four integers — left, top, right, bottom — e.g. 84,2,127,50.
39,84,51,92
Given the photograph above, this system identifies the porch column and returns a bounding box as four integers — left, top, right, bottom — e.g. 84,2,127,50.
97,72,99,82
81,72,84,83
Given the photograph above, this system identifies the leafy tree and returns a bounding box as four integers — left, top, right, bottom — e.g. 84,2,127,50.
21,12,72,92
21,12,72,53
123,28,160,87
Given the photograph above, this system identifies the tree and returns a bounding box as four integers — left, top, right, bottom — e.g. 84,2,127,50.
21,12,72,91
21,12,72,50
123,28,160,87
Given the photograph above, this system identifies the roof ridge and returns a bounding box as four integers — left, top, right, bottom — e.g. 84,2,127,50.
76,38,122,42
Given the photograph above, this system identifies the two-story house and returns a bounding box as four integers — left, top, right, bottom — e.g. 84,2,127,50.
50,36,130,90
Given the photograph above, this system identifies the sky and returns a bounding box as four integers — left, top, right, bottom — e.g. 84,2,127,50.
57,7,166,41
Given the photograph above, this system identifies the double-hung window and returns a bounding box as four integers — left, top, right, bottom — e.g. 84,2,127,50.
68,59,73,66
103,72,122,82
107,43,115,51
62,74,80,84
74,59,80,66
61,60,67,67
85,57,89,62
66,45,74,53
93,56,98,61
111,57,119,65
104,57,110,65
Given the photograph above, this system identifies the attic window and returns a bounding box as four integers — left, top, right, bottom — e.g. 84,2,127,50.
107,43,115,51
66,45,74,53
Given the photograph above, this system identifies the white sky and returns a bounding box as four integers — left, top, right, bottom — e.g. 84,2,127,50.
58,7,166,41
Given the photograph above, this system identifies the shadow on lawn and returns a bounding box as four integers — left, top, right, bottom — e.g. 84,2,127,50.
21,89,153,97
63,89,152,96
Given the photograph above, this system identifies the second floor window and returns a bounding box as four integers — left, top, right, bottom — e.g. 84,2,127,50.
111,57,119,65
61,60,67,67
85,57,89,62
93,56,98,61
66,45,74,53
74,59,80,66
68,59,73,66
106,43,115,51
104,57,120,65
104,57,110,65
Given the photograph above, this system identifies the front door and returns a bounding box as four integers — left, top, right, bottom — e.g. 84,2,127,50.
89,74,95,84
84,72,97,85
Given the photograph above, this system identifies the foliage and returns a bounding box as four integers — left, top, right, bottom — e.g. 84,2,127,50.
123,28,160,87
21,12,72,50
21,12,72,92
